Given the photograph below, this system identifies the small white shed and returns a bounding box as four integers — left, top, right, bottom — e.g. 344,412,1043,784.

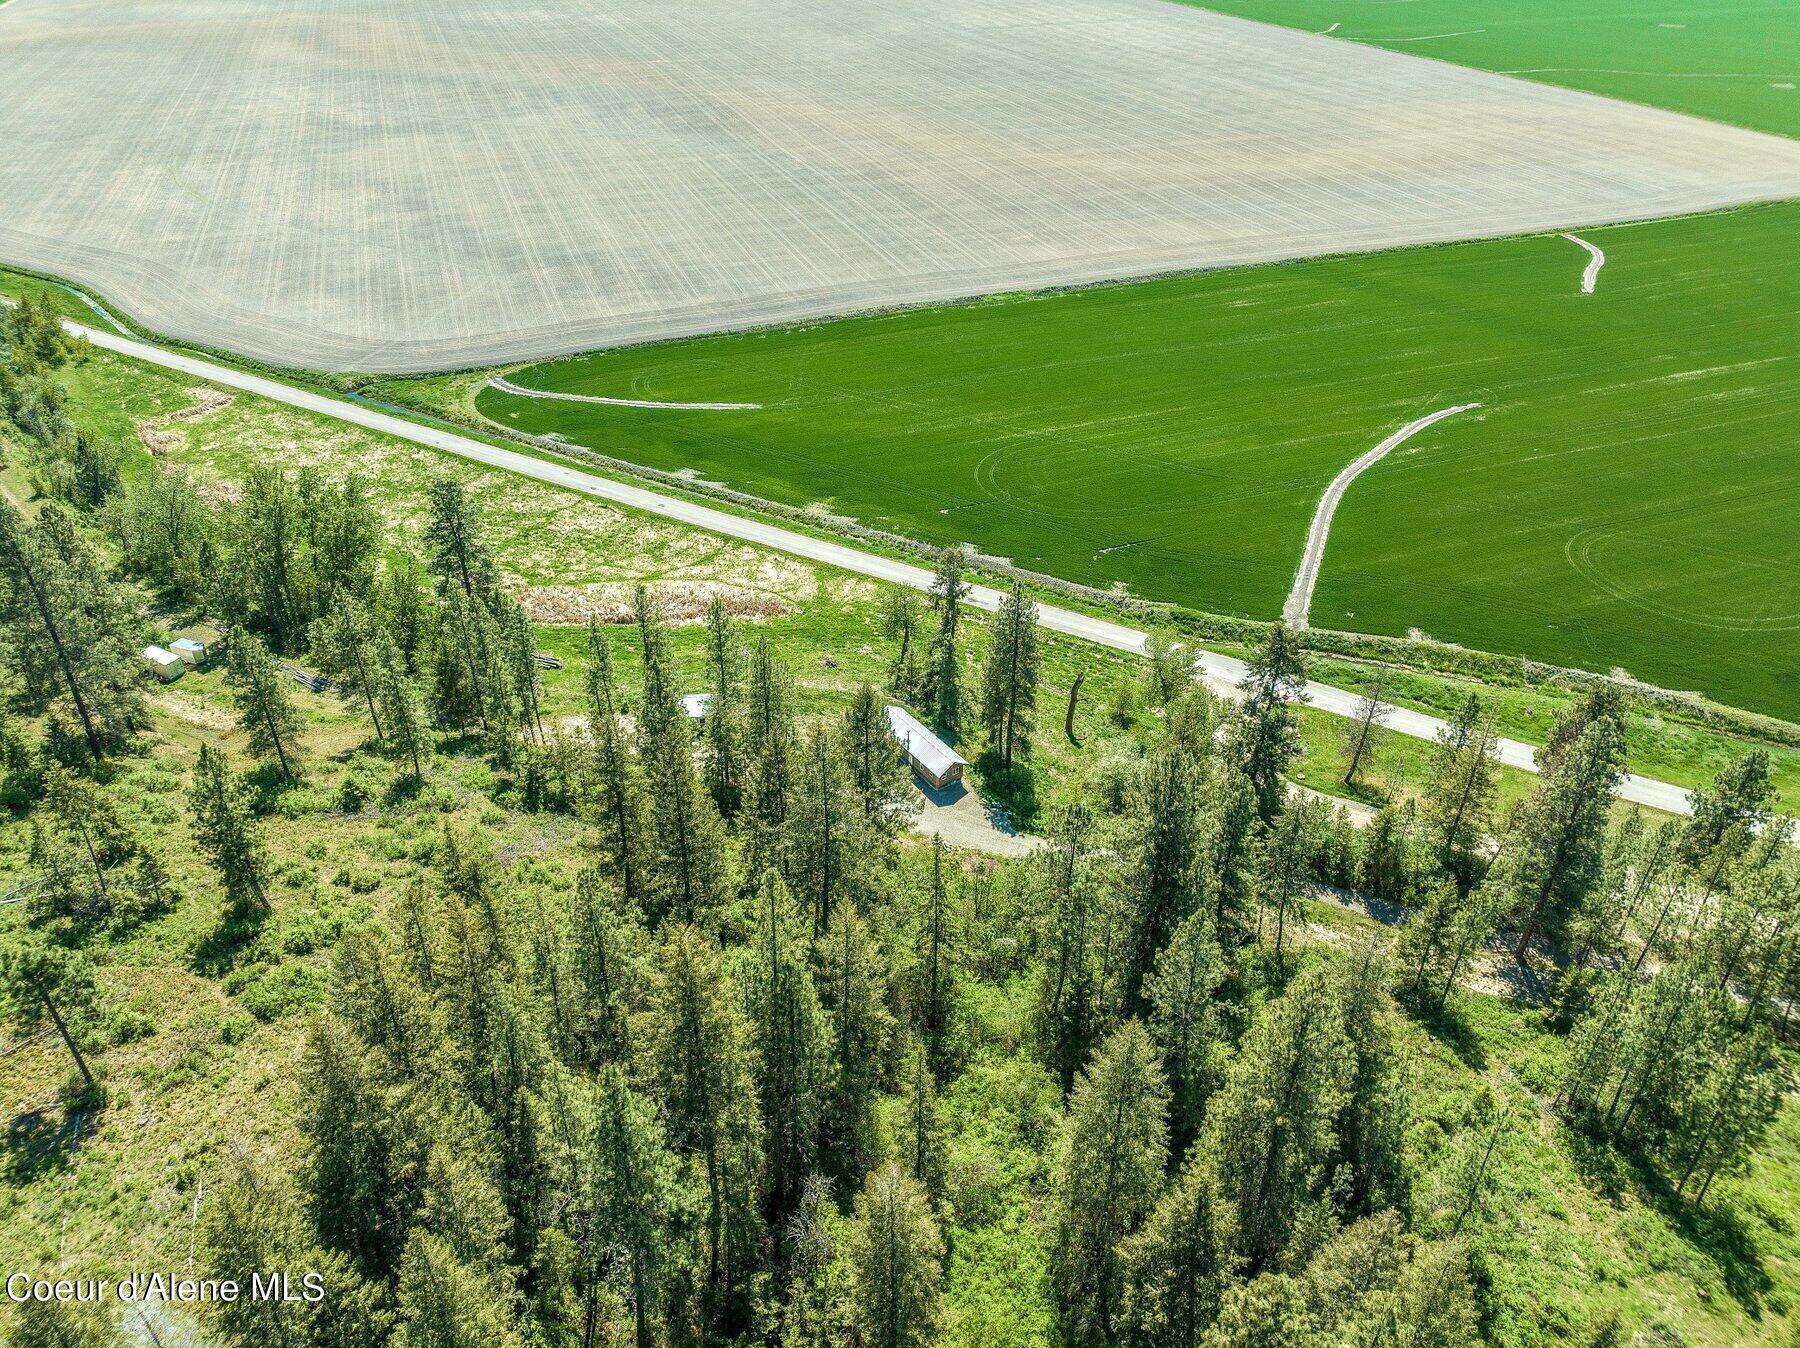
170,636,208,666
142,645,185,682
680,693,714,720
885,705,966,789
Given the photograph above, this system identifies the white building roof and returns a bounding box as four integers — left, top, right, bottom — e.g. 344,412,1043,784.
885,705,966,779
143,644,182,665
680,693,713,719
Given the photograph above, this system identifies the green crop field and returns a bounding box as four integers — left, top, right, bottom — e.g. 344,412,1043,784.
462,203,1800,722
1183,0,1800,139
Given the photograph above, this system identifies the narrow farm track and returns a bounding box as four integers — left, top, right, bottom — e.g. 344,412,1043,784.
58,315,1700,816
1283,403,1480,630
487,374,761,412
1561,232,1607,293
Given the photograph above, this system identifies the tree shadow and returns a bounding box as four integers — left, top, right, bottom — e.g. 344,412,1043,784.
972,754,1039,832
1403,996,1487,1072
1563,1121,1772,1314
193,903,268,976
382,771,427,808
246,762,302,809
1645,1167,1772,1314
3,1107,80,1185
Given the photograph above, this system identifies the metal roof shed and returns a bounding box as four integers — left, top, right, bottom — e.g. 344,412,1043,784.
142,645,185,682
885,705,966,789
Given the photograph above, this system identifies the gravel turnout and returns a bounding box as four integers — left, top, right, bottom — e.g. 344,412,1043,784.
5,0,1800,371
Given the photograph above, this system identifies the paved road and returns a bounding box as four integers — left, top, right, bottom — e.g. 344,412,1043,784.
64,316,1698,817
1283,403,1479,629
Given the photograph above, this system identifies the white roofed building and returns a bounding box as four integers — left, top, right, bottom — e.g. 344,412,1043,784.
142,645,185,682
885,705,966,789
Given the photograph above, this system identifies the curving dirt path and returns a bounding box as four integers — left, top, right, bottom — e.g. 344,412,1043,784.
1283,403,1480,630
1560,232,1606,294
487,374,760,412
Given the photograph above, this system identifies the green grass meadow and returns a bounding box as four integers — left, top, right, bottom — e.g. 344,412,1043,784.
464,203,1800,722
1183,0,1800,139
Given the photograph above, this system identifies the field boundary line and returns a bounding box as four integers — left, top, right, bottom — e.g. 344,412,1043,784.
487,374,761,412
1283,403,1480,632
1561,233,1606,293
53,313,1702,817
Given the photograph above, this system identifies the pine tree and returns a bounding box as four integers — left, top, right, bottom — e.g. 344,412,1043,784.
1052,1020,1171,1343
1227,625,1306,822
898,1040,950,1208
431,585,488,733
303,471,382,616
1497,715,1624,960
743,632,798,881
1202,1271,1316,1348
818,900,896,1179
569,866,646,1069
1118,1159,1240,1348
1121,743,1205,1014
1201,762,1259,948
645,923,763,1334
1683,748,1777,868
302,1017,431,1287
423,476,498,602
70,433,122,510
35,764,166,922
495,592,543,742
703,595,746,814
1421,694,1499,882
188,744,273,913
843,681,912,832
587,1066,680,1348
1038,804,1110,1091
0,500,143,762
907,838,959,1070
0,938,100,1095
1568,807,1645,968
1671,1027,1782,1202
881,589,924,702
374,631,432,781
791,718,863,932
979,579,1040,770
580,617,652,907
379,549,433,674
1428,1099,1508,1238
1332,942,1407,1215
201,1151,392,1348
228,629,304,778
1201,968,1353,1264
220,466,309,648
921,545,969,734
633,584,680,746
1338,673,1389,789
1145,909,1226,1151
312,594,388,737
848,1163,945,1348
644,715,732,929
394,1221,523,1348
1255,797,1325,966
740,871,829,1227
